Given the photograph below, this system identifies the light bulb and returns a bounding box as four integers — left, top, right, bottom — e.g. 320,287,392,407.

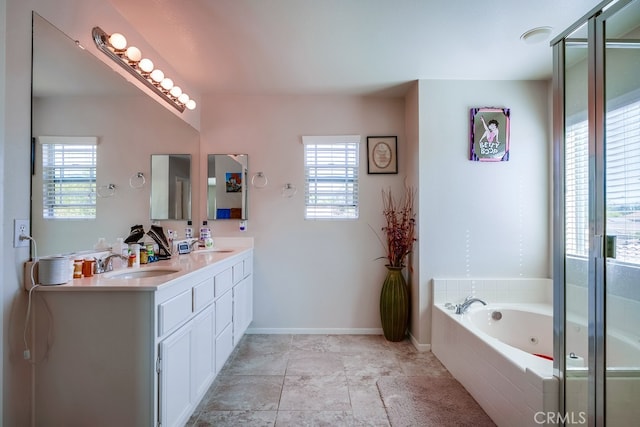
170,86,182,98
186,99,197,110
160,78,174,91
109,33,127,50
178,93,190,104
150,69,164,83
126,46,142,62
139,58,154,73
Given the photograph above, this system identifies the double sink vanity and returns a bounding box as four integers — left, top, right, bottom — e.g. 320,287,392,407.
28,13,254,427
30,239,253,427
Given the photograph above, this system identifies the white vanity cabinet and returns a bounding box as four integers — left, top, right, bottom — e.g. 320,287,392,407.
157,274,216,427
32,248,253,427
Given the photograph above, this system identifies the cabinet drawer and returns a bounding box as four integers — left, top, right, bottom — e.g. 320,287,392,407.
214,268,233,297
215,290,233,336
158,289,192,336
193,278,214,312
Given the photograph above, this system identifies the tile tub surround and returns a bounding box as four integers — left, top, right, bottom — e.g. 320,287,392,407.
432,278,553,306
186,334,474,426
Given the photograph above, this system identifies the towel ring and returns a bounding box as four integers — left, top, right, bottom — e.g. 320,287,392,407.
97,183,116,198
281,183,297,198
129,172,146,189
251,172,268,188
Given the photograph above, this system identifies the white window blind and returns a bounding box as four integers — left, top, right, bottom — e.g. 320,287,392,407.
565,119,589,257
565,98,640,264
39,136,98,219
303,135,360,220
606,99,640,264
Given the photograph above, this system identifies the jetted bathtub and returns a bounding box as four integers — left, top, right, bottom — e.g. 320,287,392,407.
432,302,558,427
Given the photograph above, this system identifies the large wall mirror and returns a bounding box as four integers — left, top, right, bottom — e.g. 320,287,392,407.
31,13,200,256
207,154,248,220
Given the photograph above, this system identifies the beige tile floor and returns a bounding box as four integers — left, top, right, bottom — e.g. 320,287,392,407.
186,334,454,426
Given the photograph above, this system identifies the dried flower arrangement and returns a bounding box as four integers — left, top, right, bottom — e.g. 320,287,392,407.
380,187,416,268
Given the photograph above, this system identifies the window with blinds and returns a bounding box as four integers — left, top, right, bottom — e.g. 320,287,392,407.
565,98,640,264
40,136,97,219
303,135,359,220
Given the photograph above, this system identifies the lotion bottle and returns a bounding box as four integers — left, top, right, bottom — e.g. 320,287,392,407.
199,221,211,245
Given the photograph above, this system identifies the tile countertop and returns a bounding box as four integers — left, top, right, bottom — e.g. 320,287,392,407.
27,237,254,292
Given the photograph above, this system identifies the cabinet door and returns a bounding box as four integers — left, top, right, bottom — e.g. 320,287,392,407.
215,323,234,373
191,306,215,399
215,290,233,336
159,322,192,427
233,275,253,342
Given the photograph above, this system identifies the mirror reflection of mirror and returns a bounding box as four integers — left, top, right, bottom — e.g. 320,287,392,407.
31,13,200,257
151,154,192,220
207,154,248,220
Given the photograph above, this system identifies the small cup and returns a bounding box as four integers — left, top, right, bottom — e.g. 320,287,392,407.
73,259,83,279
82,258,95,277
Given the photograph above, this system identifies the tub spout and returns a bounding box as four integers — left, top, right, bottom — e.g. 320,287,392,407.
455,296,487,314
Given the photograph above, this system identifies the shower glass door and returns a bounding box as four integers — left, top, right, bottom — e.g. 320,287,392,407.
557,0,640,424
602,0,640,425
562,21,590,421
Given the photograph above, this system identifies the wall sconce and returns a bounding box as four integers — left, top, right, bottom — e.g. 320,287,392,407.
92,26,196,113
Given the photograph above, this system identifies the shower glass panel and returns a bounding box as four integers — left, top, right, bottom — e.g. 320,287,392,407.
603,0,640,424
563,22,590,420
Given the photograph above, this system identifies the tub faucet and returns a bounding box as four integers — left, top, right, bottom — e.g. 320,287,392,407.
96,253,129,274
455,296,487,314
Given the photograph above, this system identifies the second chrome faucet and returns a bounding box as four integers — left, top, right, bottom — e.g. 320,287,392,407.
454,296,487,314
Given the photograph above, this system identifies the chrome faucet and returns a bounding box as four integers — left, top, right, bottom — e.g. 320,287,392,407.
96,253,129,274
455,296,487,314
189,239,201,251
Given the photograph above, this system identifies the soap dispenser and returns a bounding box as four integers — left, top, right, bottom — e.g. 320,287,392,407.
199,221,212,247
185,221,193,239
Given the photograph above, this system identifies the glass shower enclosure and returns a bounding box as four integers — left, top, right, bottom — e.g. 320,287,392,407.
553,0,640,425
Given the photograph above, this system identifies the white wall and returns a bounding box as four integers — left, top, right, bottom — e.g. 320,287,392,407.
416,79,551,344
199,94,408,332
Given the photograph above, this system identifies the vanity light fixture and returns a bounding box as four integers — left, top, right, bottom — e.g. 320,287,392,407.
92,26,196,113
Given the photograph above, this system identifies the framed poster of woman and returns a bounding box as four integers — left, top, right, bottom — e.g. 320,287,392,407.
469,107,510,162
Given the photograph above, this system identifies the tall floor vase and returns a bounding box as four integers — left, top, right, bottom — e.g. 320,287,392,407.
379,265,409,342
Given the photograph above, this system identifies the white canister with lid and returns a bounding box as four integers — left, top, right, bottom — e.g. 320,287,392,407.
38,256,70,285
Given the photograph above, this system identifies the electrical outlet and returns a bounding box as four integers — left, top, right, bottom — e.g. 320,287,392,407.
14,219,30,248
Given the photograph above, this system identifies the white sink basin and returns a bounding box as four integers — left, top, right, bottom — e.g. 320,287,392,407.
106,267,180,279
192,248,235,254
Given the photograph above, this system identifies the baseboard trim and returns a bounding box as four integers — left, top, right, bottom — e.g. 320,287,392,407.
408,332,431,352
244,327,432,353
246,327,384,335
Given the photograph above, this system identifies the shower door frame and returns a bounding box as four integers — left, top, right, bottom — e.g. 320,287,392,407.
552,0,636,425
